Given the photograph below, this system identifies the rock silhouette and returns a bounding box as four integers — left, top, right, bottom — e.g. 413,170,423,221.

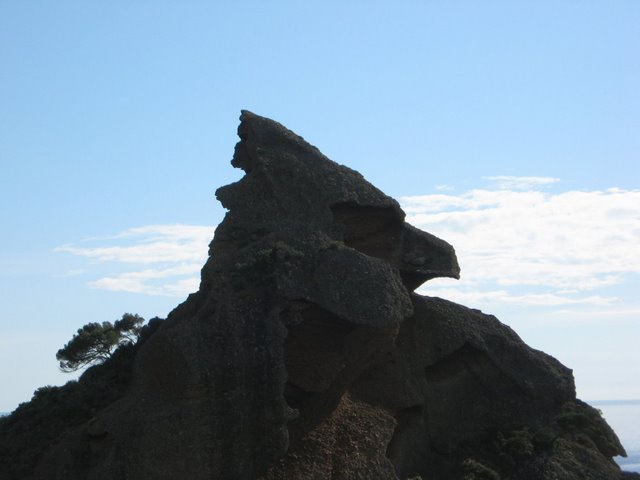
3,111,636,479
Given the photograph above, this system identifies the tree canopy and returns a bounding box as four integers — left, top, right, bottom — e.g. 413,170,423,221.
56,313,145,372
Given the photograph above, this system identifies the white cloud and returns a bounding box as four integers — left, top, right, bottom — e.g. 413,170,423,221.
90,266,202,297
52,269,86,278
552,307,640,319
57,185,640,311
56,224,214,264
418,287,617,308
56,225,213,297
482,175,560,190
403,186,640,310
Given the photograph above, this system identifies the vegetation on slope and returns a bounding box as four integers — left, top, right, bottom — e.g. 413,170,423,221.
0,316,163,479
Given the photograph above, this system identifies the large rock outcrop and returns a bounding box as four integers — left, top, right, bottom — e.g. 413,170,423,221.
4,111,636,479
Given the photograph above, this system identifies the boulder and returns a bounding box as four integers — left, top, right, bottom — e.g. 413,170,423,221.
4,111,634,479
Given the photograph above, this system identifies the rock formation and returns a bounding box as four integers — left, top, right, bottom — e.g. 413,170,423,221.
2,111,636,479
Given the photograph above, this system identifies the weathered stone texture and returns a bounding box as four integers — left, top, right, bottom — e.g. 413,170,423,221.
19,111,636,479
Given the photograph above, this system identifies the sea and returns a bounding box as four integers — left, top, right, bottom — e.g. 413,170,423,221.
592,400,640,474
0,400,638,472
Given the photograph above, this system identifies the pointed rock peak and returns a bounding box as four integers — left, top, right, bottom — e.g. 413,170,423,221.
216,110,460,290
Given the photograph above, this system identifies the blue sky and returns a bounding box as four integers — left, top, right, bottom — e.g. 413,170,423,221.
1,1,639,412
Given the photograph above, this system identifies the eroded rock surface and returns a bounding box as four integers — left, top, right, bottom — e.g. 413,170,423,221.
7,111,635,479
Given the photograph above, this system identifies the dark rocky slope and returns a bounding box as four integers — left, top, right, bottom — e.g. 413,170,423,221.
2,111,636,479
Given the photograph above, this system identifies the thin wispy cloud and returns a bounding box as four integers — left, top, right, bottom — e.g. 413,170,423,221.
418,288,617,308
56,224,214,297
57,180,640,314
482,175,559,190
91,265,202,297
52,269,86,278
55,225,213,264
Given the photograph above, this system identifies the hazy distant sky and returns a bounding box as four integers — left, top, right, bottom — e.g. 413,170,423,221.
1,1,638,412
